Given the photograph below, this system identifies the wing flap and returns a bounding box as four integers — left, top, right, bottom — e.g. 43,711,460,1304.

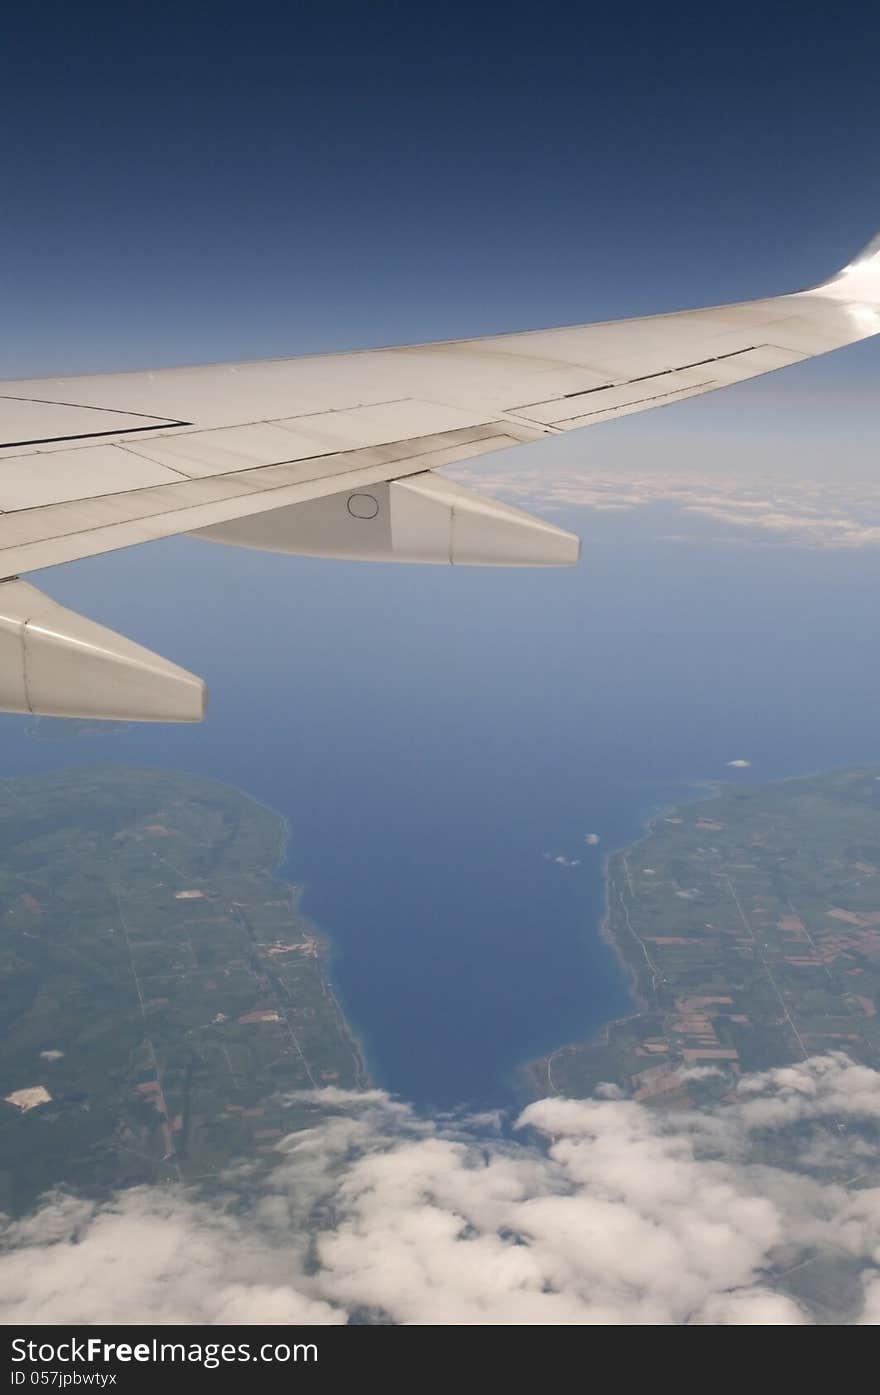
121,420,320,477
0,424,528,576
504,344,808,429
117,399,489,479
0,442,189,510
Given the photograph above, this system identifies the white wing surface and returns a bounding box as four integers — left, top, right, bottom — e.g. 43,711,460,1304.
1,232,878,721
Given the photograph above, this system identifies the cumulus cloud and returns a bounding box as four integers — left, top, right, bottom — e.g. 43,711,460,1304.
0,1189,342,1326
448,463,880,550
1,1054,879,1325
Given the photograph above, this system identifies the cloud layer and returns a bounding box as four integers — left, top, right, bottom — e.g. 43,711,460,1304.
449,463,880,549
1,1056,879,1325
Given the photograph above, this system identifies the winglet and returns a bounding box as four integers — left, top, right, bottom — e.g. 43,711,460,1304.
809,229,880,303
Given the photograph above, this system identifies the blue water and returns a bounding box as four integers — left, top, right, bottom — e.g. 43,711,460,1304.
5,502,880,1109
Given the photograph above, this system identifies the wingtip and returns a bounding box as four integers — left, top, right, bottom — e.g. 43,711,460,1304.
844,227,880,271
808,227,880,303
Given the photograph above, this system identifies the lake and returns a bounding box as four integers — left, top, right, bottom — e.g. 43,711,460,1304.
4,500,880,1108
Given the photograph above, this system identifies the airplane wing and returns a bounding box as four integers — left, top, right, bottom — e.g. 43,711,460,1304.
1,231,878,723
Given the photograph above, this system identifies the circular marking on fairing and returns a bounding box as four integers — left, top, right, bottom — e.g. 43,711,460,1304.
347,493,380,520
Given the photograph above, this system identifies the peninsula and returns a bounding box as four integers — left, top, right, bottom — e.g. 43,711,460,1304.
0,767,366,1213
526,767,880,1101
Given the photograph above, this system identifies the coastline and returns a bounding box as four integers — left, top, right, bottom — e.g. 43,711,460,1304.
597,778,721,987
522,764,880,1101
219,776,374,1095
55,762,376,1094
519,776,722,1100
0,764,374,1206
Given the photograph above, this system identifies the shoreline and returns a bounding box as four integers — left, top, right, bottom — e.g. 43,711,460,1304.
597,778,721,990
2,759,377,1099
522,762,880,1101
0,763,373,1206
213,775,375,1095
520,776,722,1098
46,763,376,1096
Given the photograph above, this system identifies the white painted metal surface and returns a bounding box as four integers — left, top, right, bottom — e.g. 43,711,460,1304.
0,443,187,510
0,226,877,719
0,581,205,721
0,397,176,446
197,473,580,566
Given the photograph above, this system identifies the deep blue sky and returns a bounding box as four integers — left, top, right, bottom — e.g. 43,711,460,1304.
3,1,880,377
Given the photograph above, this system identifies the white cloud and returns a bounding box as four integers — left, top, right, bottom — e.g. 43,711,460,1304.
543,852,581,868
0,1190,342,1326
446,462,880,550
691,1288,809,1324
1,1054,879,1325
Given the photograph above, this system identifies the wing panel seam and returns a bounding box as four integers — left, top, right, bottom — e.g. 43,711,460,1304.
505,343,763,415
0,426,511,524
0,420,193,450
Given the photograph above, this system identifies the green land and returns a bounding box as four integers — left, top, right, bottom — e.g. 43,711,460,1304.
7,761,880,1218
526,767,880,1102
0,767,366,1214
